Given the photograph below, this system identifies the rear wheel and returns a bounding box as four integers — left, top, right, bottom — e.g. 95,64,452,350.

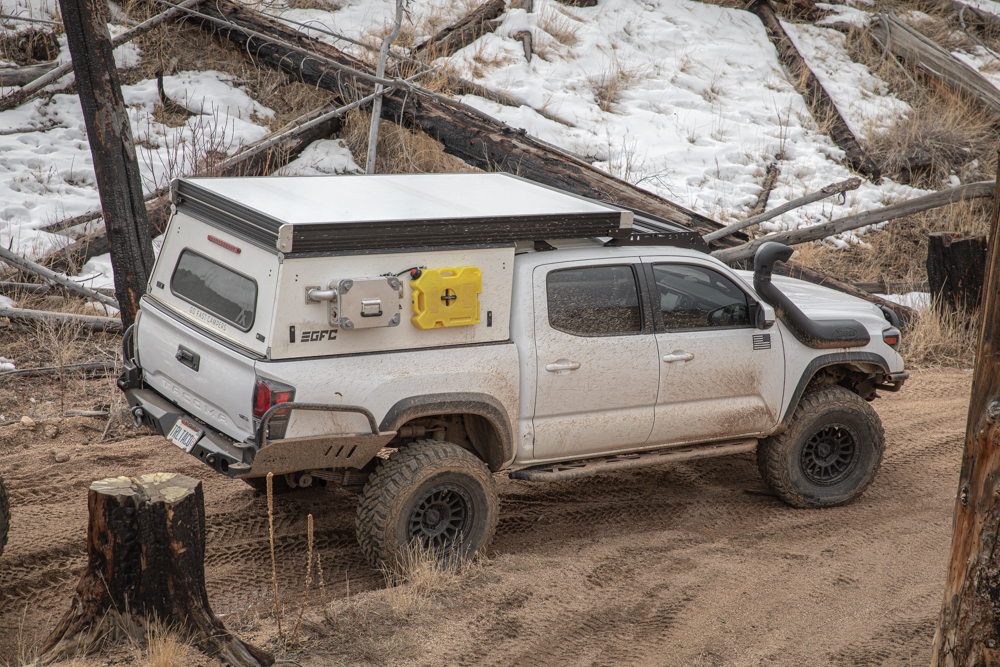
0,474,9,558
757,384,884,508
356,440,499,567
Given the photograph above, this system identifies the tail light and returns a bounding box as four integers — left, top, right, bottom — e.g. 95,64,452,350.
882,327,901,350
252,377,296,440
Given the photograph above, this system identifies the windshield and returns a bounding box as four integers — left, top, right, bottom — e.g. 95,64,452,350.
170,249,257,331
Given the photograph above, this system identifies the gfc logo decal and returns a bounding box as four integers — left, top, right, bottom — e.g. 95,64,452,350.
289,326,337,343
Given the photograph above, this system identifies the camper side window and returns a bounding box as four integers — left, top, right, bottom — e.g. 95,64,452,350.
171,249,257,331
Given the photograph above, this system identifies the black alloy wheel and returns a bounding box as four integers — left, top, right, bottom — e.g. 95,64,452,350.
800,424,859,485
408,483,472,552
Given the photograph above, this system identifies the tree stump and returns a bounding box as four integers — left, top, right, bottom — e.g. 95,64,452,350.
38,473,273,667
927,231,988,314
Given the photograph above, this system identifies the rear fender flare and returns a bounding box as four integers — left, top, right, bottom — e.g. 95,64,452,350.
379,393,513,471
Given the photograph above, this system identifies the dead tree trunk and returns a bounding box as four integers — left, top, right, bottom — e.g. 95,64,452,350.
748,0,881,183
931,173,1000,666
57,0,154,329
414,0,506,58
927,232,988,314
38,474,273,667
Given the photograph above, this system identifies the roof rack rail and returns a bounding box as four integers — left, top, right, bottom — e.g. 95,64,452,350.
604,229,710,253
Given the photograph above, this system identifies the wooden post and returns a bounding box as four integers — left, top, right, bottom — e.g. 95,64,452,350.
931,173,1000,664
927,232,988,314
57,0,155,329
38,473,273,667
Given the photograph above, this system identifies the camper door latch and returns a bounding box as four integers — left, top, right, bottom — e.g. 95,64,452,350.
360,298,383,317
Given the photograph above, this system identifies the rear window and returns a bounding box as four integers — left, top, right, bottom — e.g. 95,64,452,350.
171,249,257,331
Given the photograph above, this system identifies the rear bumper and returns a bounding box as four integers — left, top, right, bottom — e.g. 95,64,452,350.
124,387,397,480
124,387,253,478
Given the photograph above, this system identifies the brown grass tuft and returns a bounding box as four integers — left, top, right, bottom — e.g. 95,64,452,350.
537,5,583,47
341,110,476,175
588,56,645,113
901,306,979,368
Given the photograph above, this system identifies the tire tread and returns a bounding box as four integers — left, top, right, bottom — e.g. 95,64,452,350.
356,440,498,566
757,385,885,508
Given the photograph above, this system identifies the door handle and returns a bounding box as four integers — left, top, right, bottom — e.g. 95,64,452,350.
662,351,694,363
545,359,581,372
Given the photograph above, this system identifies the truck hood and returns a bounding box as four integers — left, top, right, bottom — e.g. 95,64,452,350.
733,270,886,322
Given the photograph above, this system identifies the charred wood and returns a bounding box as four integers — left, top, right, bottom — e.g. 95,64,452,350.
415,0,506,58
927,231,987,313
38,474,273,666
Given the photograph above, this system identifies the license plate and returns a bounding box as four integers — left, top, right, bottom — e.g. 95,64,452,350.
167,417,203,453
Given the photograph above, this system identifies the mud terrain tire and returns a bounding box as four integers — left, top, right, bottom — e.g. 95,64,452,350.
757,385,884,508
0,474,8,558
356,440,499,567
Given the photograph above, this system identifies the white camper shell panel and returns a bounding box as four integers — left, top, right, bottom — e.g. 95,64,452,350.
269,246,514,360
149,211,280,357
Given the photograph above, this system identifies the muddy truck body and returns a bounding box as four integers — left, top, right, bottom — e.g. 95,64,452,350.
120,173,907,565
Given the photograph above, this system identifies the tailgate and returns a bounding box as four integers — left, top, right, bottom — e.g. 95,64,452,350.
135,298,257,442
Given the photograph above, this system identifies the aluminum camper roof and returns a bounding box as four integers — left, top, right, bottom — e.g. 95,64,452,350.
171,173,636,254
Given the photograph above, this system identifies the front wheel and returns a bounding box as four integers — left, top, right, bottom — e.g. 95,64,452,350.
757,385,885,508
356,440,499,567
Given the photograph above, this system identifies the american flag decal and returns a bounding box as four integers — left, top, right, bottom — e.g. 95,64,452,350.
753,333,771,350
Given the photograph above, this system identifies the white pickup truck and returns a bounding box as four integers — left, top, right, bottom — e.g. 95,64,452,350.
121,173,907,566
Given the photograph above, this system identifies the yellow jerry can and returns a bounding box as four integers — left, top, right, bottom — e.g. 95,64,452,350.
411,266,482,329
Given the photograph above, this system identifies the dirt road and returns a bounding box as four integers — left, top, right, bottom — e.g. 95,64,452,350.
0,368,971,665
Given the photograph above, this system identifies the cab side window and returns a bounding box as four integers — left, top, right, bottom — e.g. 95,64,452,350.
547,265,643,336
652,264,751,330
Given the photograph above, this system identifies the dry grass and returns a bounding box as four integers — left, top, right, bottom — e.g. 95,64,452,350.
588,56,645,113
141,624,188,667
340,109,476,175
901,305,979,368
537,5,583,47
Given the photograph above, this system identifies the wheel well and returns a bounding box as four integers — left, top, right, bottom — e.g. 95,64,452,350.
807,362,887,402
388,413,508,471
779,353,892,428
379,394,514,471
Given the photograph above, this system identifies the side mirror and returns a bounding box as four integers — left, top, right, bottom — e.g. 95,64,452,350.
755,302,775,329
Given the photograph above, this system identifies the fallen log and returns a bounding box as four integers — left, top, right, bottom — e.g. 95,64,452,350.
927,231,987,313
186,0,728,238
0,281,51,296
0,361,115,378
871,12,1000,119
852,279,930,294
712,180,996,264
0,306,121,332
415,0,506,58
0,0,206,113
0,61,57,86
0,245,119,309
705,177,861,242
38,474,273,666
748,0,881,182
